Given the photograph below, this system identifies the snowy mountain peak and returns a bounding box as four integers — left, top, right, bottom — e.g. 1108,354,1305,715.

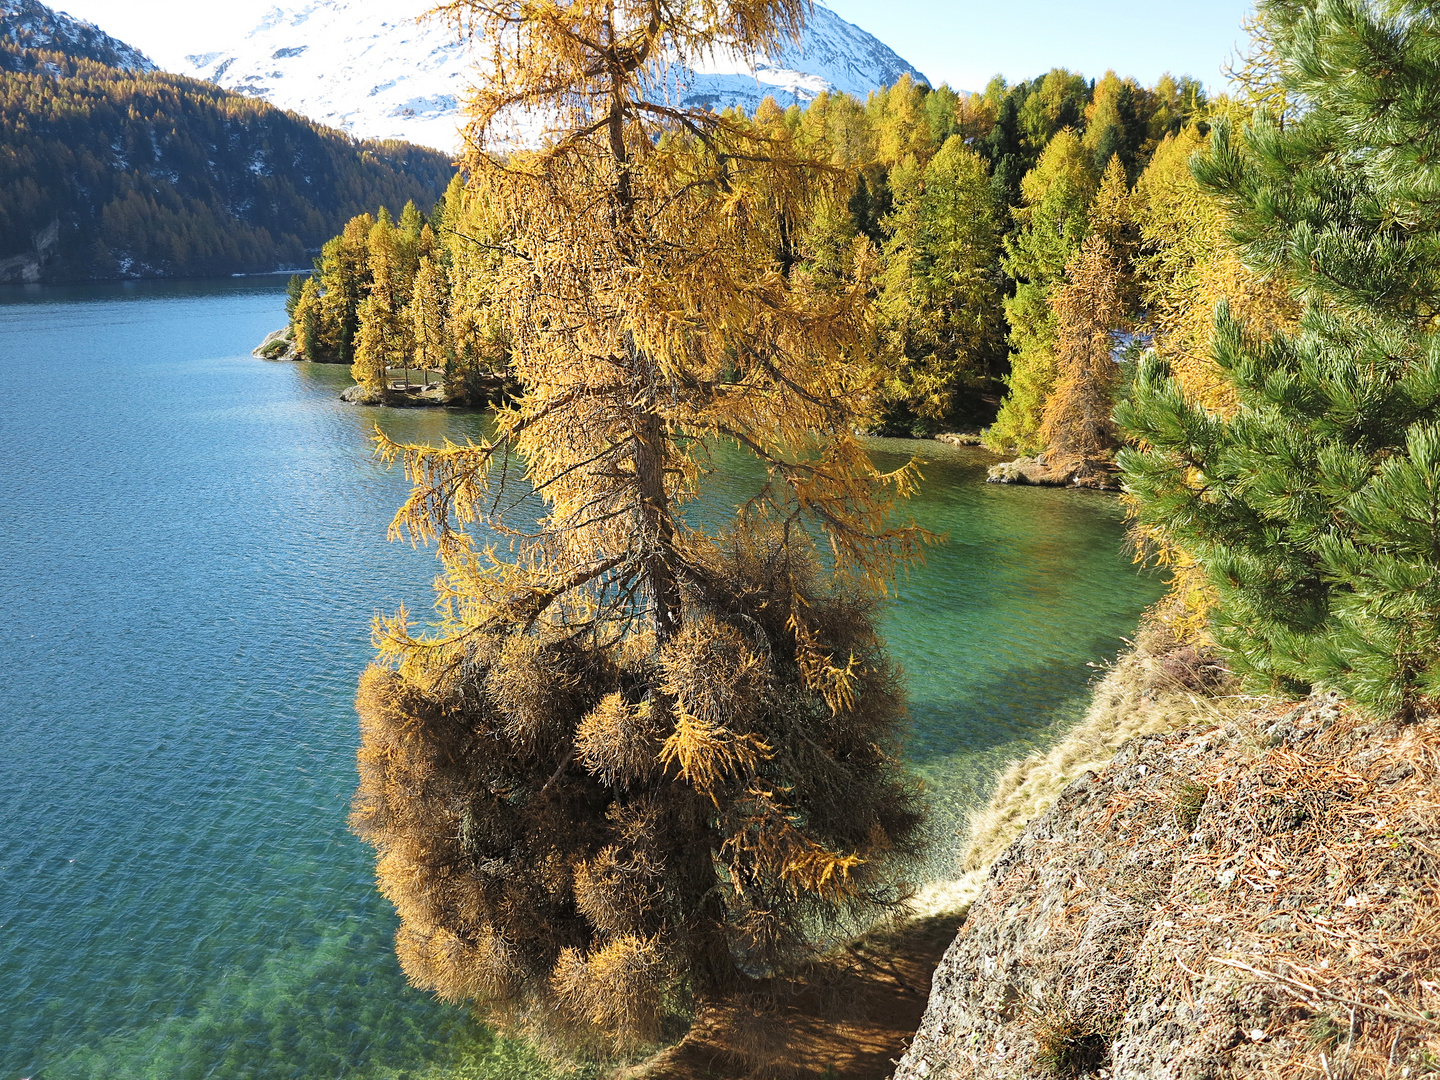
181,0,927,154
1,0,154,71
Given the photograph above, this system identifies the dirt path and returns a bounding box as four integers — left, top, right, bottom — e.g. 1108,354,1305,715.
620,914,962,1080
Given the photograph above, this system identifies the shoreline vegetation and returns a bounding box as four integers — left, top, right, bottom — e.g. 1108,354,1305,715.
270,68,1226,441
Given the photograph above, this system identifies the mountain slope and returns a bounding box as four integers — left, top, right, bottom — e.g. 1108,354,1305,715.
182,0,928,153
0,3,454,282
0,0,153,72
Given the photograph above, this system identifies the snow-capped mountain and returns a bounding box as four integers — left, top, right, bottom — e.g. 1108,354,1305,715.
181,0,927,154
1,0,154,71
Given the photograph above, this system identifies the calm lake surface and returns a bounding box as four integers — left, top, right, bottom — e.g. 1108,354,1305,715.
0,279,1163,1079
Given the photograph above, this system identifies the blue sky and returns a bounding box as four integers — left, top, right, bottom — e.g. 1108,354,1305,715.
61,0,1256,90
823,0,1257,92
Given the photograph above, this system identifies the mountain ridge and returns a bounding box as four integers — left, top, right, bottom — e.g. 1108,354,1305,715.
181,0,929,153
0,0,154,72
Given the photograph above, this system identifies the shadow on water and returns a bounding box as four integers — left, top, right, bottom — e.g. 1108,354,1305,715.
0,282,1163,1080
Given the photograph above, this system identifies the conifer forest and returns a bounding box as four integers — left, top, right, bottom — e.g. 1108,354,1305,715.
0,42,453,280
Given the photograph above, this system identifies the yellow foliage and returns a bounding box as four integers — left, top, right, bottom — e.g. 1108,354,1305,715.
658,617,769,728
659,713,772,801
1133,126,1298,416
349,0,927,1054
551,935,665,1049
484,634,584,753
1128,126,1299,633
1039,160,1132,472
572,846,661,937
575,692,662,787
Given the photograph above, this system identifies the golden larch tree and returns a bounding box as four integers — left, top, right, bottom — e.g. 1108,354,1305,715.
408,254,448,384
316,212,374,361
1132,125,1297,415
349,0,928,1054
1039,156,1134,471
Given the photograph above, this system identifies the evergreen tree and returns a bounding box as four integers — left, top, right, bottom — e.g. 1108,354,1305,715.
985,85,1029,211
439,174,510,400
285,273,305,319
1083,72,1149,177
350,294,389,391
314,213,373,362
1120,0,1440,718
1145,73,1207,146
292,276,324,361
408,254,447,384
396,199,425,287
878,136,1005,428
1018,69,1088,153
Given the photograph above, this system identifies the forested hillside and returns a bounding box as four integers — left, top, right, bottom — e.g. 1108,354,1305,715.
0,13,454,283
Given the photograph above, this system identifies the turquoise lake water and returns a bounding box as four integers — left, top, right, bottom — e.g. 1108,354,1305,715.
0,279,1163,1079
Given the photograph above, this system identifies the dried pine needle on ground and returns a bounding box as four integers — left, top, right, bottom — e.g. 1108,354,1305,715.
894,684,1440,1080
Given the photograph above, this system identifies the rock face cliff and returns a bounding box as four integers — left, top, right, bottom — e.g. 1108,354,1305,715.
894,696,1440,1080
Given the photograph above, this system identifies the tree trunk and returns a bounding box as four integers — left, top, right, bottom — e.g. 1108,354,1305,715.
635,408,681,642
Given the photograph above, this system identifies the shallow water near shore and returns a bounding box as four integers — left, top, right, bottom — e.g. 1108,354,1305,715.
0,279,1162,1079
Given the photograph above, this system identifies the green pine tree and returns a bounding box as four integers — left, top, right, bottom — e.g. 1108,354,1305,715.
1119,0,1440,719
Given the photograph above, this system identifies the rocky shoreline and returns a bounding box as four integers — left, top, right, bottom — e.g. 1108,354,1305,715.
252,326,300,361
984,453,1120,490
893,673,1440,1080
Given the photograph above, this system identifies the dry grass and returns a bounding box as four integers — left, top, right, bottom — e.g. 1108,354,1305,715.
1030,1007,1114,1078
962,625,1239,871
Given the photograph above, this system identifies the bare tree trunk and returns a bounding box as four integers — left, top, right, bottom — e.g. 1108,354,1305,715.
635,408,681,642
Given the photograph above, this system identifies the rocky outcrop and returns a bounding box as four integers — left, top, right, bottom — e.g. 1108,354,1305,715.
985,454,1118,490
253,326,298,360
895,696,1440,1080
0,217,58,284
934,432,985,447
